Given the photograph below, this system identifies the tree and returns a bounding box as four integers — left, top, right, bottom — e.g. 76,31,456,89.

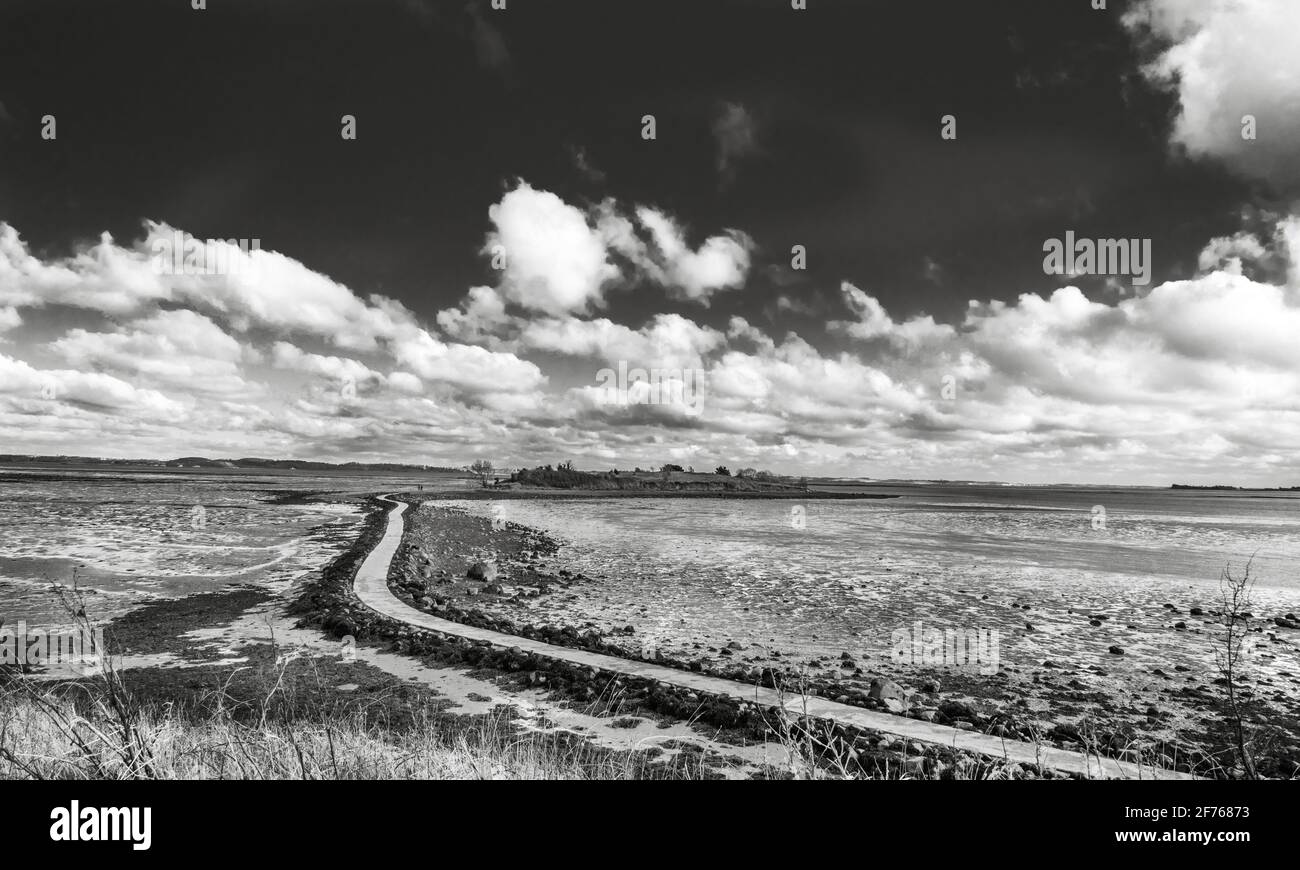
661,464,684,473
1217,558,1260,778
469,459,494,488
715,465,731,476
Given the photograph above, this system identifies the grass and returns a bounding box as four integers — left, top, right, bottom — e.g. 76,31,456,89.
0,647,1049,781
1,586,1232,781
0,658,733,780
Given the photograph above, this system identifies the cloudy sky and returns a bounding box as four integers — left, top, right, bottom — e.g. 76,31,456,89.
1,0,1299,485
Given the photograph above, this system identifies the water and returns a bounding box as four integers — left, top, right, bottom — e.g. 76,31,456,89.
453,486,1300,685
0,466,456,625
3,472,1297,701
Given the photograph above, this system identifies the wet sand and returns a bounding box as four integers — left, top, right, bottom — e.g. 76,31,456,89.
393,498,1300,776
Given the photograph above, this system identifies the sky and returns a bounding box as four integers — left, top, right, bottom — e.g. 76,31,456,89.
1,0,1299,485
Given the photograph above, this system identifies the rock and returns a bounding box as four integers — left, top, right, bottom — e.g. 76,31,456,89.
1274,617,1299,630
900,756,928,777
1189,607,1204,616
482,583,505,595
938,700,976,721
1089,619,1102,627
882,697,906,714
1109,645,1125,655
868,678,910,704
466,561,496,581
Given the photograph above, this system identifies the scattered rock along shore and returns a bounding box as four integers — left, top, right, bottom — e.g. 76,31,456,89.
293,495,1299,779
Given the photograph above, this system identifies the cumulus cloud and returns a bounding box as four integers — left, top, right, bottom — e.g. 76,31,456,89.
633,208,754,305
426,205,1300,481
5,199,1300,483
484,183,623,316
830,282,956,350
1124,0,1300,188
391,328,545,395
518,313,726,370
480,182,755,313
435,285,511,344
0,222,416,351
51,309,254,396
0,218,562,463
0,352,185,419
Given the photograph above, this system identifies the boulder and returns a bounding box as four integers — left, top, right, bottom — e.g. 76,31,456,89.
867,678,910,704
466,561,496,581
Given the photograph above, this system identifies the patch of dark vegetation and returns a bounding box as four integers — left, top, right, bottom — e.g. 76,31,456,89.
104,586,273,656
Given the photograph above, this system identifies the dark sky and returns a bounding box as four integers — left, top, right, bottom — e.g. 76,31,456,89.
0,0,1247,335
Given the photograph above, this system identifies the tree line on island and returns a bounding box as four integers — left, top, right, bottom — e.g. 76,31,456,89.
468,459,804,492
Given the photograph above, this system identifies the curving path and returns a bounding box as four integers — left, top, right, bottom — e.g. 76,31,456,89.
353,496,1196,780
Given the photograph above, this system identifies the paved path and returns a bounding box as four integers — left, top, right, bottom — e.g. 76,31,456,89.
353,496,1195,780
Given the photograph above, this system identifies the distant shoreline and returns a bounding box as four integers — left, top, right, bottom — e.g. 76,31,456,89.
448,487,899,500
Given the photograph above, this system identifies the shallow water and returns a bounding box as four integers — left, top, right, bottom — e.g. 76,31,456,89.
0,468,415,624
447,487,1300,695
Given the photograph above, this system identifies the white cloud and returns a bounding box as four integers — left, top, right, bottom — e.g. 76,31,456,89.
0,221,417,351
391,328,545,395
5,203,1300,484
485,182,622,316
1124,0,1300,188
830,282,955,350
634,207,754,305
517,313,725,370
50,309,254,396
436,285,510,344
472,183,755,316
0,352,186,419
